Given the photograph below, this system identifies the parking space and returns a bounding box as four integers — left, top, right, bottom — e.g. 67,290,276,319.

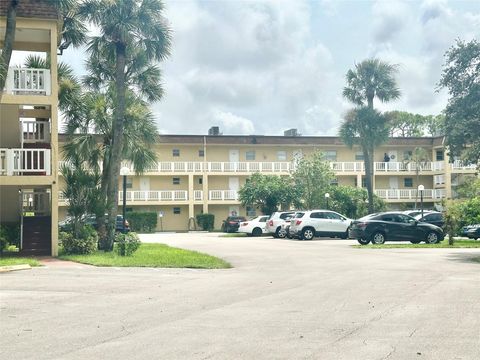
1,233,479,360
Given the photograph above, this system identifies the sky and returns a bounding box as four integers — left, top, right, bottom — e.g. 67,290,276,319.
51,0,480,136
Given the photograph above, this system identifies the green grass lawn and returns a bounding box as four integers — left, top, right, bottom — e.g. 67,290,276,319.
0,256,41,267
59,243,231,269
353,239,480,249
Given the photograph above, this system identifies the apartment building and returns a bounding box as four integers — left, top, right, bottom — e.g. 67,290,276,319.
58,131,477,232
0,2,60,255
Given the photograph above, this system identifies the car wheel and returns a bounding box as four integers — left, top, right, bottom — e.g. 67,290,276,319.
340,230,349,239
302,228,315,241
252,227,262,237
357,238,370,245
410,239,421,244
425,231,440,244
371,231,386,245
277,227,287,238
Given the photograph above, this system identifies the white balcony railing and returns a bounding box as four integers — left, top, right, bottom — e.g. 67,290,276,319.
194,190,203,201
22,191,50,215
330,162,364,172
209,190,239,201
119,190,188,202
5,68,51,95
374,189,446,200
21,120,50,144
374,162,436,172
451,160,477,171
0,148,51,176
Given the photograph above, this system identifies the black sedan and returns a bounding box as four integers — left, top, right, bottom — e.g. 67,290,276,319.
466,225,480,240
349,212,444,245
221,216,247,233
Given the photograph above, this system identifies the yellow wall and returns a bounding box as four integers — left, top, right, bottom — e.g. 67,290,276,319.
0,105,20,148
0,186,21,222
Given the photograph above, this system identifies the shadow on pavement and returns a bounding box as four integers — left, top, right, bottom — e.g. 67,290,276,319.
446,253,480,264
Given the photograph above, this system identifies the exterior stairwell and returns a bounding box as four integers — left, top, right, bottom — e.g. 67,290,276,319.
21,216,51,255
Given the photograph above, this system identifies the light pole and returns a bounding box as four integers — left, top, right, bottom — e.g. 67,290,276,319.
325,192,330,210
120,166,130,233
418,184,425,218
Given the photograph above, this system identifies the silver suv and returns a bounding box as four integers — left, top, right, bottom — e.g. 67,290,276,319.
289,210,351,240
266,211,296,238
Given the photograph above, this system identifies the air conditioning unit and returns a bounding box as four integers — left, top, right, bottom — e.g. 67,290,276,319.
208,126,220,136
284,128,298,137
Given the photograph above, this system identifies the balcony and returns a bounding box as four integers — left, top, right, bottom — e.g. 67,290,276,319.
21,120,50,144
0,148,51,176
451,160,477,171
374,189,446,201
5,68,51,96
208,190,238,201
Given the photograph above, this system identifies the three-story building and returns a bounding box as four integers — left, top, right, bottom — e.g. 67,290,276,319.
0,1,60,255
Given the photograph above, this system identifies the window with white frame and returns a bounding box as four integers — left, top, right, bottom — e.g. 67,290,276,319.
172,149,180,157
325,150,337,161
173,177,180,185
277,151,287,161
246,151,256,161
355,152,364,161
198,149,204,157
173,207,181,214
126,178,133,189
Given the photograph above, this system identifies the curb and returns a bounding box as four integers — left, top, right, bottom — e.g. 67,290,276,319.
0,264,32,273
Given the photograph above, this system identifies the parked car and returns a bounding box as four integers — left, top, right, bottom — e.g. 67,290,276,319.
221,216,247,233
414,211,445,228
289,210,352,240
266,211,296,238
59,214,130,233
403,210,435,218
466,224,480,240
349,212,444,245
238,216,269,236
277,213,299,239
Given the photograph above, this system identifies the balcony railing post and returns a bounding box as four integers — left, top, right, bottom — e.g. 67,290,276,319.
6,149,14,176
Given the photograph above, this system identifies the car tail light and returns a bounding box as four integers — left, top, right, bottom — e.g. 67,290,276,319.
229,221,236,225
356,222,367,229
268,220,273,226
295,220,302,225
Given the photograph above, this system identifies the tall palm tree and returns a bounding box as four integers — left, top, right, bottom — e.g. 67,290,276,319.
0,0,19,99
341,58,401,213
79,0,171,249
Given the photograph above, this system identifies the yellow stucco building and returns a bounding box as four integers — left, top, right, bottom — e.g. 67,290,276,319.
1,1,60,255
57,132,477,232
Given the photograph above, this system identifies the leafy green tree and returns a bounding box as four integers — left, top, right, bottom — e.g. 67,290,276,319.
423,114,445,137
292,151,334,209
238,173,297,215
385,111,425,137
403,147,431,208
340,107,390,213
439,39,480,166
455,178,480,198
0,0,19,97
79,0,171,249
341,58,401,213
329,186,386,219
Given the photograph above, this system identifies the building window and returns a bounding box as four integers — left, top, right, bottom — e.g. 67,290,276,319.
172,149,180,157
277,151,287,161
246,151,256,161
198,149,204,157
173,177,180,185
404,178,413,187
198,177,203,185
436,150,444,161
330,178,338,186
355,152,364,161
126,178,133,189
246,206,256,217
403,150,413,160
354,177,367,188
325,150,337,161
173,207,181,214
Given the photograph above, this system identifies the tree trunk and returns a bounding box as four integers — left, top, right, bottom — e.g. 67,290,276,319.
97,156,109,249
363,148,374,213
104,41,127,251
0,0,19,101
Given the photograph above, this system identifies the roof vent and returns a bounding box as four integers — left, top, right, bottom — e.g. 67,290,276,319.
284,128,298,137
208,126,221,136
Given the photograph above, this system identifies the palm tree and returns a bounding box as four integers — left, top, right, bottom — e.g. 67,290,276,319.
79,0,171,249
0,0,19,99
341,58,401,213
407,147,431,208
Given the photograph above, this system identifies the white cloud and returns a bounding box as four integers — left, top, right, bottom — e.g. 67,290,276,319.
213,110,255,134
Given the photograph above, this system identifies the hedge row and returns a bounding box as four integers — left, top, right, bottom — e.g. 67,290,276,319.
126,212,158,233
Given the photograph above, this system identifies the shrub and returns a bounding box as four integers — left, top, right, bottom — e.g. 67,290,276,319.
196,213,215,231
0,223,20,250
125,212,157,233
60,225,98,255
115,232,141,256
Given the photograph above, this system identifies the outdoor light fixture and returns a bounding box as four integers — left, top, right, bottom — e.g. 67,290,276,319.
325,192,330,210
120,166,130,232
418,184,425,218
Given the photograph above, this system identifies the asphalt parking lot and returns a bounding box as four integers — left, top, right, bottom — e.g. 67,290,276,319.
1,233,479,360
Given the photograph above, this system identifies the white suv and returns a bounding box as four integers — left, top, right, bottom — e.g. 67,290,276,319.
266,211,296,238
289,210,351,240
